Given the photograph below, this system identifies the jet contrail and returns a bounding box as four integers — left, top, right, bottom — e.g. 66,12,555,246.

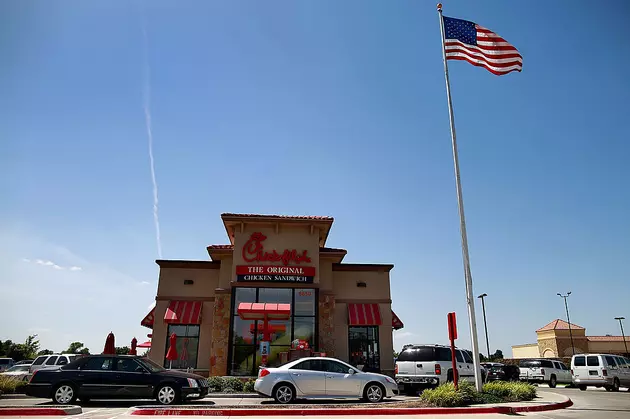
142,20,162,259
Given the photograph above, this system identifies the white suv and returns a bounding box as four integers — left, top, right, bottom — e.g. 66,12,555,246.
29,354,81,374
395,344,480,395
571,353,630,392
518,358,571,388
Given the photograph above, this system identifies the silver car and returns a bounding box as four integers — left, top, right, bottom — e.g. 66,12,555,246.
254,357,398,404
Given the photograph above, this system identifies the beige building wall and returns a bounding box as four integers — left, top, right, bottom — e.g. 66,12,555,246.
512,344,540,359
587,340,630,353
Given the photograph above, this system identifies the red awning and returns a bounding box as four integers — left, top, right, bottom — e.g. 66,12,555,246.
237,303,291,321
392,310,404,330
141,308,155,329
164,300,203,324
348,303,382,326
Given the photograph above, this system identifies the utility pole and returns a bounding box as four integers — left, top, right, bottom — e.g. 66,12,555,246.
557,292,575,356
478,293,490,360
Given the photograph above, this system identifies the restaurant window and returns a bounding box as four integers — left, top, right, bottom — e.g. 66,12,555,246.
229,287,317,376
163,324,200,369
348,326,380,373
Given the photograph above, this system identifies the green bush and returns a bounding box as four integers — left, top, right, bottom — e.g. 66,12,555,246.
207,377,225,393
223,377,244,393
457,380,482,404
483,381,536,402
243,379,256,393
420,383,464,407
0,376,27,394
478,392,503,404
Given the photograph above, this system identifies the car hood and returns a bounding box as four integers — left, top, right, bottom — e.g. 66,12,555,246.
361,372,393,381
158,369,205,380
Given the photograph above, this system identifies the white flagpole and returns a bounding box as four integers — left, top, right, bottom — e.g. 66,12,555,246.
437,3,483,392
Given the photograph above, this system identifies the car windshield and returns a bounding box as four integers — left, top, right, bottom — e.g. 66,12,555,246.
137,357,165,372
5,365,29,372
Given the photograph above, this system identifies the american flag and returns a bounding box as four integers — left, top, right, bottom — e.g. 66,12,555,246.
443,16,522,76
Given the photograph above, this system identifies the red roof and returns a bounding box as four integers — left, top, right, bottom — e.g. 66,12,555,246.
536,319,585,332
320,247,347,253
206,244,346,253
207,244,234,250
587,336,630,342
221,213,334,221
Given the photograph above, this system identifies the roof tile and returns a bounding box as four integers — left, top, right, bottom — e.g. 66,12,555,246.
221,213,334,221
586,336,630,342
536,319,585,332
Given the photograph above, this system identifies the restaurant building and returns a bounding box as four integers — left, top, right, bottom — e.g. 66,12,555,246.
140,213,404,377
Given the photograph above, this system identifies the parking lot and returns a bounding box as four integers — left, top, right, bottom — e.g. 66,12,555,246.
0,386,628,418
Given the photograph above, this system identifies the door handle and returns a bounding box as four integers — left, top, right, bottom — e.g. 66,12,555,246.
291,373,301,376
77,374,84,377
416,364,423,368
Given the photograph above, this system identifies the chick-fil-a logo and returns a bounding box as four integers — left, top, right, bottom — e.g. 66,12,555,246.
242,232,311,266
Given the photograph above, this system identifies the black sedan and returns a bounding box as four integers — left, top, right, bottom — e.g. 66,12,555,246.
484,363,520,382
26,355,208,405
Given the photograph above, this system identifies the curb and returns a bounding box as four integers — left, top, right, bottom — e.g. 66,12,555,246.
130,397,573,416
0,405,82,416
205,393,262,399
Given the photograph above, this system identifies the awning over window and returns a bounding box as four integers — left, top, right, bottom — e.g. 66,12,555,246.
348,303,382,326
141,308,155,329
237,303,291,321
164,300,203,324
392,310,404,330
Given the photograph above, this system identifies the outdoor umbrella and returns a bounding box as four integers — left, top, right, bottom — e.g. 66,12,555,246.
180,338,189,369
137,341,151,348
103,332,116,355
165,333,178,369
129,337,138,356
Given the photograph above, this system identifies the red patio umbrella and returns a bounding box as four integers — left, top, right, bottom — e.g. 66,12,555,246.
129,337,138,356
137,341,151,348
165,333,178,369
180,338,189,368
102,332,115,355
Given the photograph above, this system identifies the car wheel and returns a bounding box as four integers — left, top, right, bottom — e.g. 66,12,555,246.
273,383,295,404
364,383,385,403
52,383,77,405
612,378,620,392
578,385,587,391
549,375,557,388
156,384,180,405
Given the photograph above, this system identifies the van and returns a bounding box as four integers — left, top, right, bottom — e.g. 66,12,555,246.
29,354,81,374
571,353,630,392
0,358,15,372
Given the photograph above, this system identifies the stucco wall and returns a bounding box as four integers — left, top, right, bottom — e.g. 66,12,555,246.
587,340,630,354
331,270,391,300
157,267,220,298
512,344,540,359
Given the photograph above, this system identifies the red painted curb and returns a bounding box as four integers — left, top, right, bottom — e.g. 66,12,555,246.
511,398,573,413
130,406,513,416
0,408,71,416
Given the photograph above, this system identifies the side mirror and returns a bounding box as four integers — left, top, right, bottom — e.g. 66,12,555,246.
348,368,355,375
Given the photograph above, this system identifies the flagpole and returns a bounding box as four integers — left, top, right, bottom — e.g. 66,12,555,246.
437,3,483,392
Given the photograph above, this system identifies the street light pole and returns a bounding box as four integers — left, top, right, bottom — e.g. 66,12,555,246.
557,292,575,356
614,317,628,356
478,293,490,360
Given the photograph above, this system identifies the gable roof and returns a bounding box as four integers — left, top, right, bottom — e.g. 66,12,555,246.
536,319,585,332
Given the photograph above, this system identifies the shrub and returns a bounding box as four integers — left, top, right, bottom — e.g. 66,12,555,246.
457,380,482,404
483,381,536,402
223,377,244,393
243,379,256,393
0,376,27,394
419,383,464,407
207,377,225,393
478,392,503,404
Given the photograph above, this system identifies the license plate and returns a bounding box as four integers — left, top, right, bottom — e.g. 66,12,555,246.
589,370,598,376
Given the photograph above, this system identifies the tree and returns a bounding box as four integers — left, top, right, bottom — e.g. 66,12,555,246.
490,349,504,361
115,346,130,355
479,353,487,361
393,351,399,358
38,349,54,356
64,342,90,355
22,335,40,359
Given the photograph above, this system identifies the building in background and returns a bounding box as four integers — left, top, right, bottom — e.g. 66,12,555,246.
140,213,404,377
512,319,630,359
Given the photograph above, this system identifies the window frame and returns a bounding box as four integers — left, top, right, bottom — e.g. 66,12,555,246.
163,324,201,369
45,356,58,366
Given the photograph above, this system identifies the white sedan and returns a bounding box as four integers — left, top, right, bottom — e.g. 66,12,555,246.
254,357,398,404
0,364,31,381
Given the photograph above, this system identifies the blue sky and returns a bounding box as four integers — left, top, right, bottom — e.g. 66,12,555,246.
1,0,629,357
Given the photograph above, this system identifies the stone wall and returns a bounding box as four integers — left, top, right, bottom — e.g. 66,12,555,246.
318,293,335,356
210,290,231,376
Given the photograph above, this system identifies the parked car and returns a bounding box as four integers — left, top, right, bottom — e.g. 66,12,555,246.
518,358,571,388
26,355,208,405
571,353,630,392
0,364,32,381
29,354,81,374
483,363,520,382
16,360,34,365
0,358,15,372
254,357,397,404
395,344,484,395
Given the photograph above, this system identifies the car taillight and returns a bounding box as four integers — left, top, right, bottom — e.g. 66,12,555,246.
28,371,37,384
395,364,398,374
602,369,607,376
435,364,441,375
540,369,545,375
259,369,270,378
571,369,574,375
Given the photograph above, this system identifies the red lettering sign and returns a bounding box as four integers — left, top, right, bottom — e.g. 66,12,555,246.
242,232,312,266
236,265,316,276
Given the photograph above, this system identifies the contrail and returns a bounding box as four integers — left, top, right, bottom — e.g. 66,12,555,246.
142,19,162,259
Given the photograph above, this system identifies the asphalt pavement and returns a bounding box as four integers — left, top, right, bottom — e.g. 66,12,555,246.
0,386,628,418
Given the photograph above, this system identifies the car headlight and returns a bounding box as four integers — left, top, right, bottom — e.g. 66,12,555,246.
385,376,396,384
187,378,199,388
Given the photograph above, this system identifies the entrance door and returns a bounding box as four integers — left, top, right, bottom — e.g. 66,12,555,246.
348,327,380,372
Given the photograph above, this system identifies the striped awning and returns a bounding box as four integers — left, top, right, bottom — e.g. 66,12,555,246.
141,308,155,329
237,303,291,321
392,310,404,330
348,303,382,326
164,300,203,324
